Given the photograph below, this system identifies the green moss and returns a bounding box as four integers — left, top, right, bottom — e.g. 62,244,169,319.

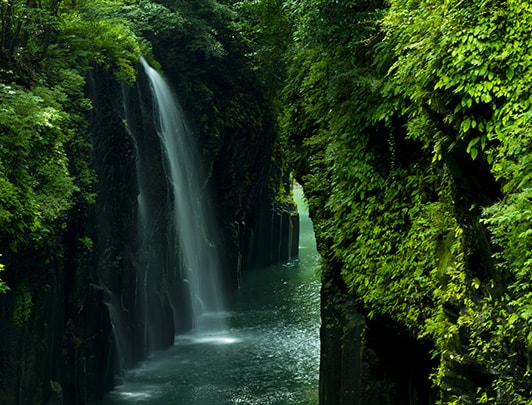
12,283,33,328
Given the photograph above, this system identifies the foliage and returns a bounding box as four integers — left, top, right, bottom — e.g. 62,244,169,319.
0,0,61,67
379,0,532,401
381,0,532,162
232,0,292,105
280,0,532,401
0,81,77,250
59,13,141,83
0,0,145,290
0,0,142,82
1,0,531,401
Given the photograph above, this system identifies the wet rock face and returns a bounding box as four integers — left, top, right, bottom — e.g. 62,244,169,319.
88,68,192,365
0,239,114,403
317,263,437,405
319,272,365,405
242,207,300,271
87,69,149,367
0,72,118,400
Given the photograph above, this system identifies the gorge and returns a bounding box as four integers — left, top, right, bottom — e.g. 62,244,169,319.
2,0,532,404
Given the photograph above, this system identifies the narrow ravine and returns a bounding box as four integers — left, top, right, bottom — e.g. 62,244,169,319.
96,186,321,404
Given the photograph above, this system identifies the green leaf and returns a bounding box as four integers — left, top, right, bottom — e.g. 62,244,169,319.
506,66,515,80
462,118,472,132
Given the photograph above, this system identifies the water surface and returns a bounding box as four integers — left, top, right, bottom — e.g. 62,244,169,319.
99,188,320,404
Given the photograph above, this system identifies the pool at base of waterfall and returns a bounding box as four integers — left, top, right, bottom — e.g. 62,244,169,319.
96,188,321,405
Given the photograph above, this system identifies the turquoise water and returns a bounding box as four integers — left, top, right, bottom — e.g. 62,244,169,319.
98,187,320,404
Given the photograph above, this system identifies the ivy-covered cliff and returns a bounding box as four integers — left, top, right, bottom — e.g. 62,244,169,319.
278,0,532,403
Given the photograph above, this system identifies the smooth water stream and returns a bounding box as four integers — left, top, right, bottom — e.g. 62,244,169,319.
140,57,225,328
97,187,321,404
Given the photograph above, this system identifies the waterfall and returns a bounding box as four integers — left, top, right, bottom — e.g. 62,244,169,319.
117,57,226,352
88,61,227,382
139,58,226,333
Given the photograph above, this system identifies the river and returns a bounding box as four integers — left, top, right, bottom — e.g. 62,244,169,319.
97,187,321,405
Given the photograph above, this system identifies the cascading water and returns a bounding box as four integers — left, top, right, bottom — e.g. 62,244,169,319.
92,60,320,404
115,57,226,363
139,57,225,332
87,62,228,390
98,185,321,405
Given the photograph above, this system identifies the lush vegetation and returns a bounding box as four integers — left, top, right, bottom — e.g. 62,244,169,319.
0,0,144,294
2,0,532,402
275,0,532,402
